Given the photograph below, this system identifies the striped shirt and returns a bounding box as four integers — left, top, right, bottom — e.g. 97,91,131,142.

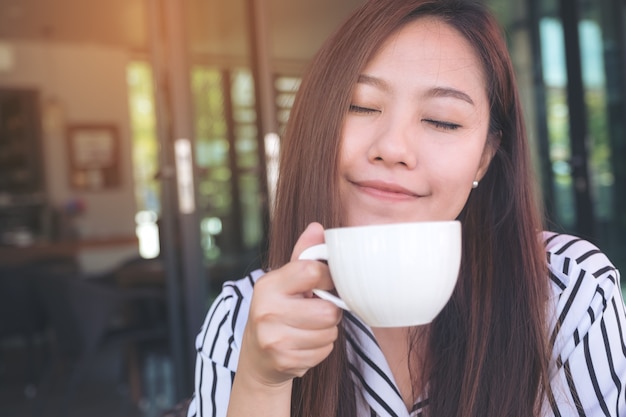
187,232,626,416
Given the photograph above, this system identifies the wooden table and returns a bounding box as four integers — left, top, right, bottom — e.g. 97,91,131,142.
0,236,138,268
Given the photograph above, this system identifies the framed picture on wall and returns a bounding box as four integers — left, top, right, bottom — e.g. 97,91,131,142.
67,124,120,190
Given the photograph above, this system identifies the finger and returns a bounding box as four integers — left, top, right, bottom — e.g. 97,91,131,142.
291,222,325,262
312,270,335,291
257,324,339,355
254,265,337,320
270,343,336,379
282,298,342,330
283,327,339,351
264,258,331,295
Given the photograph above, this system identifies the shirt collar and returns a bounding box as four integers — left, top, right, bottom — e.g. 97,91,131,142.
343,312,413,417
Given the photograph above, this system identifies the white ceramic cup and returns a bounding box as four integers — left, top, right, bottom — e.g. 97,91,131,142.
299,221,461,327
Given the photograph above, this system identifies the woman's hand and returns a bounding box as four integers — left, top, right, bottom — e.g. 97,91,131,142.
237,222,342,388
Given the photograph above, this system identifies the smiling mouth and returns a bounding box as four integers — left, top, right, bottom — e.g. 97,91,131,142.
352,180,421,200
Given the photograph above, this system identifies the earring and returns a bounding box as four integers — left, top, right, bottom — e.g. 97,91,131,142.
472,180,479,189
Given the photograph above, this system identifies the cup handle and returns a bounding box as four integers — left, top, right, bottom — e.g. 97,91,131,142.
298,243,328,261
298,244,350,311
312,289,350,311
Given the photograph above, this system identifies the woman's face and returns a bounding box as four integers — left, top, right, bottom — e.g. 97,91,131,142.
338,17,494,227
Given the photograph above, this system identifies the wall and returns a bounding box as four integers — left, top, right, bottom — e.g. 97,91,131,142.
0,40,139,272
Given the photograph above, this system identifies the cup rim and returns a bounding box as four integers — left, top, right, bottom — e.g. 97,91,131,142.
324,220,460,233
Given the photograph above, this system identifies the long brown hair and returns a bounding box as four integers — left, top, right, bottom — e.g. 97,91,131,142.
267,1,550,416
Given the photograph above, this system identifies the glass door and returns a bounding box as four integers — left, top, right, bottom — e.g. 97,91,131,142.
577,0,626,273
487,0,626,274
191,66,267,290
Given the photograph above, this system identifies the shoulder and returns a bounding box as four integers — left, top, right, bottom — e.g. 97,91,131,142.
541,232,626,414
543,231,619,292
194,269,265,369
542,231,623,354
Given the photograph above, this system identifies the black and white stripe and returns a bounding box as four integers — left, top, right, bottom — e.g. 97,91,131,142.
186,270,260,417
344,312,409,416
544,232,626,417
188,232,626,417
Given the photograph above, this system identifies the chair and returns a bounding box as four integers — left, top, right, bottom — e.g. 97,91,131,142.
0,264,46,393
0,255,78,395
33,260,168,417
159,397,191,417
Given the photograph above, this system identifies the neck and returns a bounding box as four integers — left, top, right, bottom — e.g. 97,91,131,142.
373,326,427,410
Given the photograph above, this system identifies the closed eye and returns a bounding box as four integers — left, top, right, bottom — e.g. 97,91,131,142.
423,119,461,130
349,104,380,114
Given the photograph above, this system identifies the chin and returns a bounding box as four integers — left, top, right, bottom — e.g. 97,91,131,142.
344,214,425,227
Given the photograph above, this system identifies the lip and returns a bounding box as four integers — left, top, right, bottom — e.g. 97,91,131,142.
351,179,421,200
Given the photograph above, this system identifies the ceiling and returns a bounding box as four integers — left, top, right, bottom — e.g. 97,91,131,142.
0,0,146,49
0,0,364,64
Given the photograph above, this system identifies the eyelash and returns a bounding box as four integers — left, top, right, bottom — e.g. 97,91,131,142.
423,119,461,131
348,105,461,131
349,104,379,114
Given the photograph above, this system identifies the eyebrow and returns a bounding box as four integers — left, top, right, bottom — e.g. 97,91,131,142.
357,74,391,92
357,74,475,106
426,87,475,105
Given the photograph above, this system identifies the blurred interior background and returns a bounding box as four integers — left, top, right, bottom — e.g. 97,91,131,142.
0,0,624,416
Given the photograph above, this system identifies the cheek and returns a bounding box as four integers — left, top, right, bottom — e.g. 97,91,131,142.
434,176,472,199
337,145,352,174
428,163,476,210
338,132,364,169
428,150,479,184
434,185,473,220
439,141,488,178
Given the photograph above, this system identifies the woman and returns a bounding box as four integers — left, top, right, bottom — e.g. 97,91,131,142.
187,0,626,416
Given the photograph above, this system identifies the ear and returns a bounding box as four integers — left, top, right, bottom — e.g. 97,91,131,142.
475,131,501,181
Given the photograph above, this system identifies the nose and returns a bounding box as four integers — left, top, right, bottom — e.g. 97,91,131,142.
367,113,418,168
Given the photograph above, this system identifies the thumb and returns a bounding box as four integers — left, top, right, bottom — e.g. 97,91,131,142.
291,222,325,262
